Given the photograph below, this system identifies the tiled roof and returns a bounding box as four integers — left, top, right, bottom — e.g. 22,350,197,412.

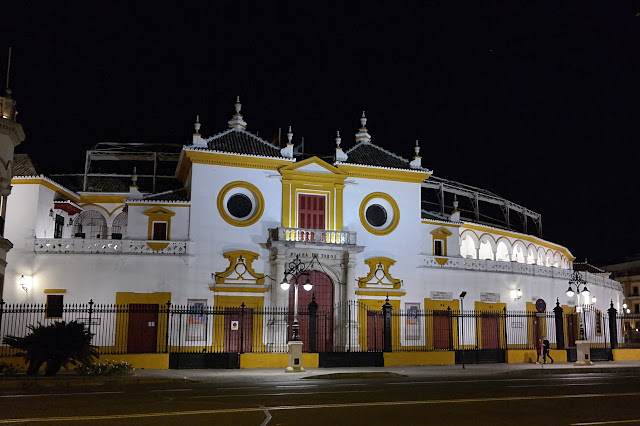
137,188,190,202
574,262,607,274
12,154,39,176
202,129,284,158
343,140,420,170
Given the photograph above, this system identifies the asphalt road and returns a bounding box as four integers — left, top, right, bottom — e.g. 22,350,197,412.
1,371,640,425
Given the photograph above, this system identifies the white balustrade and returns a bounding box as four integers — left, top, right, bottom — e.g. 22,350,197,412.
34,238,188,255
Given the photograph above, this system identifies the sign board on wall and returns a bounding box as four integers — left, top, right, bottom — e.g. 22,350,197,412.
430,291,453,301
480,292,500,303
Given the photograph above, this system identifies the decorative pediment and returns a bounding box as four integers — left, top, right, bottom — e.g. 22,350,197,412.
143,206,176,219
430,227,453,238
357,257,402,290
279,156,347,182
211,250,268,293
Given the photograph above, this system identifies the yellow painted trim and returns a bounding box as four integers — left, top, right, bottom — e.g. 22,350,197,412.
358,299,401,351
359,192,400,236
240,353,319,369
43,289,67,294
421,219,462,227
115,292,171,355
79,203,125,217
355,290,407,296
80,195,128,203
431,227,452,256
11,178,80,202
434,257,449,266
461,223,575,261
384,351,455,366
212,295,265,353
147,242,170,251
357,257,402,289
474,301,508,350
177,150,293,182
215,250,265,285
128,203,190,207
336,163,430,183
143,206,176,240
506,349,567,363
422,298,460,350
209,286,270,293
612,349,640,361
217,181,265,227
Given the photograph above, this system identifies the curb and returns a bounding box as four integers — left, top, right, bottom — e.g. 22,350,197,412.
0,376,193,390
303,372,407,380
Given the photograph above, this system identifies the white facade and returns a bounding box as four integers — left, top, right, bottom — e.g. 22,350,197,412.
3,103,623,348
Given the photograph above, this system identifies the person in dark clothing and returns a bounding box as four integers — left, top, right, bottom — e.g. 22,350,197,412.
535,338,542,364
542,336,554,364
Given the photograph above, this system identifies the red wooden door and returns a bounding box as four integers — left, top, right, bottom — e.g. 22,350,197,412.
481,315,499,349
289,270,333,350
367,310,383,351
128,304,158,353
223,308,253,353
298,194,325,230
433,310,451,350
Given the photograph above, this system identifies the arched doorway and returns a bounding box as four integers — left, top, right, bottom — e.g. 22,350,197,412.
288,270,334,351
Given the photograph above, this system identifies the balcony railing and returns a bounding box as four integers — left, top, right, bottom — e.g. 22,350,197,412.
269,227,357,245
34,238,188,255
421,255,623,292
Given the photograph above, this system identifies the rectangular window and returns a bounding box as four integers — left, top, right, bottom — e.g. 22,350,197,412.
46,295,64,318
434,240,444,256
635,304,639,314
54,214,64,238
152,222,168,240
634,286,638,296
298,194,325,230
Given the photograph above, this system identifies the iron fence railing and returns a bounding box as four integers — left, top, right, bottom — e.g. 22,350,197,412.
0,300,631,356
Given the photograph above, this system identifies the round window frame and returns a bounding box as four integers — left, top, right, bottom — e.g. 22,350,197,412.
217,181,265,227
359,192,400,235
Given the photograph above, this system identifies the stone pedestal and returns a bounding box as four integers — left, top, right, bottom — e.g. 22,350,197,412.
574,340,594,366
285,341,305,373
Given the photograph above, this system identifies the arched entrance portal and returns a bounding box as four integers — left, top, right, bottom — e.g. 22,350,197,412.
288,270,334,351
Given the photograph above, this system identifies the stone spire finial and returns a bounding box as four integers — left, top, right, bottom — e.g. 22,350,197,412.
280,125,295,158
228,96,247,130
409,140,422,169
194,115,201,135
131,166,138,186
355,111,371,143
129,166,142,197
335,131,348,162
287,125,293,145
450,194,461,222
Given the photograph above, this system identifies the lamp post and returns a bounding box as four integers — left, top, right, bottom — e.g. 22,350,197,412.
280,254,314,372
565,270,590,340
459,291,467,370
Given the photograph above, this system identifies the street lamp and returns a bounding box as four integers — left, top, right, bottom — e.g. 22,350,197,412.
566,270,590,341
459,291,467,370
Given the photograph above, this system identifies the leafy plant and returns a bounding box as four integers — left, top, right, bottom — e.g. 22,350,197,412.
76,360,133,376
2,321,98,376
0,362,19,377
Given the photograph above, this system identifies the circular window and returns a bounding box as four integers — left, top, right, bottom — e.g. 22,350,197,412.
227,194,252,219
365,204,387,227
217,181,264,227
359,192,400,235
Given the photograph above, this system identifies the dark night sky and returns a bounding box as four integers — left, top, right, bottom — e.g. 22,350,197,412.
1,2,639,265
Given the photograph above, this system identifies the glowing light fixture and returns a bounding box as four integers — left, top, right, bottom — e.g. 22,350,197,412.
18,275,31,292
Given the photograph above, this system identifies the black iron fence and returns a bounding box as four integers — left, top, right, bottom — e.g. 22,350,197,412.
0,299,635,356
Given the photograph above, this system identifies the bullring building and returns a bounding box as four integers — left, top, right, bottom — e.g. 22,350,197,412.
2,99,622,364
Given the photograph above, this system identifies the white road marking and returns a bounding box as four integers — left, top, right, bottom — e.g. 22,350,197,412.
190,389,383,399
218,386,261,390
149,389,193,392
260,406,272,426
2,391,640,423
276,384,318,388
0,391,123,398
508,383,611,388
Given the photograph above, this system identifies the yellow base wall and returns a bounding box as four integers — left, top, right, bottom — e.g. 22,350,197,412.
239,353,319,369
612,349,640,361
384,351,455,366
0,354,169,372
506,349,567,363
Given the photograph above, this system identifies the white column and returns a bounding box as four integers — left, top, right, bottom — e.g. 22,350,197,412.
344,251,360,351
268,249,288,352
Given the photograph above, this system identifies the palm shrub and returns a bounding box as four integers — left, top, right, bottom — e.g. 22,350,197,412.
3,321,98,376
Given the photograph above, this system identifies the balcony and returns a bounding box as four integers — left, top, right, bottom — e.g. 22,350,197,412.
269,227,357,245
34,238,188,255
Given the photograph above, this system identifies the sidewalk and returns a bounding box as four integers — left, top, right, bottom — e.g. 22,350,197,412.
2,361,639,390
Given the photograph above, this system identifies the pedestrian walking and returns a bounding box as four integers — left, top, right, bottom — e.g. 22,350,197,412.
542,336,554,364
535,338,542,364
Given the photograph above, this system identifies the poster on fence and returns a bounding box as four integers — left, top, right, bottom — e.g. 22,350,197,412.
406,303,421,340
186,299,207,341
